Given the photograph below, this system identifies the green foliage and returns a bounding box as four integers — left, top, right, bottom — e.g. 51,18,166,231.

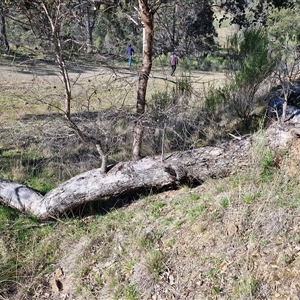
151,200,166,217
94,36,104,50
203,84,226,120
267,2,300,52
233,274,258,298
151,90,173,110
175,75,193,97
201,83,230,141
153,53,169,66
260,151,276,182
0,149,57,193
25,177,54,195
146,250,167,281
0,209,57,296
187,203,206,220
139,233,155,249
220,198,229,207
243,193,255,204
151,75,192,110
189,193,200,201
197,53,227,71
224,27,277,127
198,56,212,71
229,28,274,84
179,53,227,72
180,56,193,71
155,0,216,56
147,75,197,154
124,284,139,300
0,206,20,230
267,2,300,122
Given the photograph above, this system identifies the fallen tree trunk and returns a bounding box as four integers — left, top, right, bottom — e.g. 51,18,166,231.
0,134,253,219
0,123,296,220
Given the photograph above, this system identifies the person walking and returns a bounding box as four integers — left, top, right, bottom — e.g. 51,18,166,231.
170,52,179,76
126,43,134,67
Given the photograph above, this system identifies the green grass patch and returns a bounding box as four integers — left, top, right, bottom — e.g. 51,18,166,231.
0,208,57,296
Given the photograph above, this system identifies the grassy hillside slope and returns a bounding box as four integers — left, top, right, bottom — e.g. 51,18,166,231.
1,30,300,298
1,125,300,299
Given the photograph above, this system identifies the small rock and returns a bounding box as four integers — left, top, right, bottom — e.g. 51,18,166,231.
55,267,64,278
50,278,63,292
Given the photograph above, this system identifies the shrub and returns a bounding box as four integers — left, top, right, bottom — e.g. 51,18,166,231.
260,151,276,182
174,75,193,97
223,27,277,128
151,90,173,110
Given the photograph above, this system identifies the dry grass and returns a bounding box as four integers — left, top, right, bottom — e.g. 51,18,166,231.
3,56,300,299
9,151,300,299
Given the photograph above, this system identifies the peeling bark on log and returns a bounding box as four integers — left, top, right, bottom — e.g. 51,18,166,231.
0,134,254,219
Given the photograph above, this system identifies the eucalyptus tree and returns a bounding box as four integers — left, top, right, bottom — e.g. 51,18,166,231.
155,0,216,56
72,0,117,53
8,0,120,173
79,0,96,53
127,0,293,159
132,0,156,160
96,0,142,53
214,0,292,27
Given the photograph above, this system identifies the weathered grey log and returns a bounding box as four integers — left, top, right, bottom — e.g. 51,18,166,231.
1,119,297,220
0,134,254,219
0,179,43,212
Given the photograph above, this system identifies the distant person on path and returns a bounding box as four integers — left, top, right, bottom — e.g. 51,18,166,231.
170,52,179,76
126,43,134,67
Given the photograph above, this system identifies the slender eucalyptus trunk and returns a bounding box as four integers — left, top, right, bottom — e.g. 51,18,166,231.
132,0,154,160
84,2,93,53
52,30,72,119
42,1,108,172
0,5,10,52
171,4,177,49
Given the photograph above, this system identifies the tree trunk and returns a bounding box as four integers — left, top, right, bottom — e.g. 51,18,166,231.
132,0,154,160
0,5,10,52
42,2,109,173
281,91,288,123
84,2,93,54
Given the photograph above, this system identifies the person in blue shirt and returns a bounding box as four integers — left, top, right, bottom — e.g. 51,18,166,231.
126,43,134,67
